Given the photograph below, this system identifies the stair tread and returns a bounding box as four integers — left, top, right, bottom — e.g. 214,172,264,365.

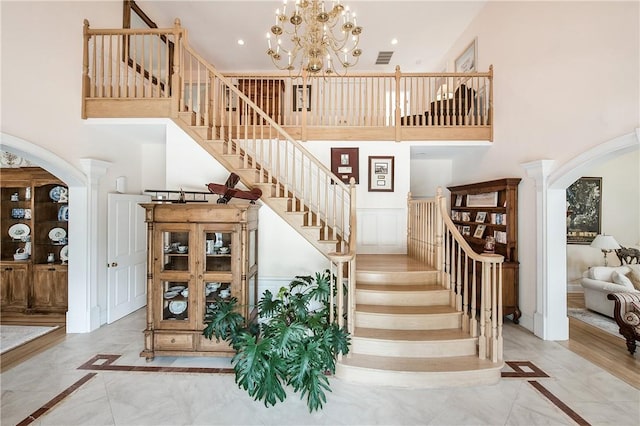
340,353,498,372
356,254,436,272
357,284,446,292
354,327,473,341
356,304,457,315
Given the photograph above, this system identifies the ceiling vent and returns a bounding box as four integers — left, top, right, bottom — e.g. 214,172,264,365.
375,51,394,65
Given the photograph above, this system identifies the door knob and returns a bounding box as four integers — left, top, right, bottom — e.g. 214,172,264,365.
111,262,118,267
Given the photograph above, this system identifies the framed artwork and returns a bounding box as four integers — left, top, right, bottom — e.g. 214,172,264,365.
330,148,359,184
475,211,487,223
293,84,311,112
225,86,238,111
368,156,394,192
467,191,498,207
566,177,602,244
455,38,477,73
473,224,486,239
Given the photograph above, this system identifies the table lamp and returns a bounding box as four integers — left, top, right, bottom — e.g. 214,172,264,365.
590,234,620,266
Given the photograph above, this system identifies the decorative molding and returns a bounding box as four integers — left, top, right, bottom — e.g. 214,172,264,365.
0,151,34,167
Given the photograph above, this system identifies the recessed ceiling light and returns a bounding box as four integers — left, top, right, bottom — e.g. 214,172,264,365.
391,38,398,45
237,39,245,46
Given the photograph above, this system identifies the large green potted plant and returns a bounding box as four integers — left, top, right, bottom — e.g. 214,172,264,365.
203,269,350,412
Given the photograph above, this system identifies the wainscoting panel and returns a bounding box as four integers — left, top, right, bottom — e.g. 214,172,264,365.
357,208,406,254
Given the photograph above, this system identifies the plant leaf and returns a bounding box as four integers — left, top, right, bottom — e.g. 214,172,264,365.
203,297,244,343
258,289,283,319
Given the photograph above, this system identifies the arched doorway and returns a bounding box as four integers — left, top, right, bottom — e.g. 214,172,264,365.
1,133,96,332
526,129,640,340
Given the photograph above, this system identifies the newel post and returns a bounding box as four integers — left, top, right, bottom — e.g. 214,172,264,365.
82,19,91,119
406,191,413,258
170,18,182,117
435,187,444,275
394,65,402,142
348,177,357,335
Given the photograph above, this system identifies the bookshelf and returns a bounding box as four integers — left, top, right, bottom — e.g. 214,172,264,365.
448,178,521,323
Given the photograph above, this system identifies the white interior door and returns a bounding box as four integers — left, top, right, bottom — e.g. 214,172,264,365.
107,193,150,323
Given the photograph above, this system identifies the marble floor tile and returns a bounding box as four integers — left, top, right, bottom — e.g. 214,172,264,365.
2,308,639,426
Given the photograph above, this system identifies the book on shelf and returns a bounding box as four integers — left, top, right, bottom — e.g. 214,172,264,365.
490,213,507,225
493,230,507,244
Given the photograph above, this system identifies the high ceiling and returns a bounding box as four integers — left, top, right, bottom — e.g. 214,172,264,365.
135,0,486,73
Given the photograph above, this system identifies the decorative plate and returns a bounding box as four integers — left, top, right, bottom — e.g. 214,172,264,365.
163,291,179,299
60,245,69,262
49,227,67,241
8,223,30,239
168,285,186,292
168,300,187,315
49,185,65,202
58,205,69,221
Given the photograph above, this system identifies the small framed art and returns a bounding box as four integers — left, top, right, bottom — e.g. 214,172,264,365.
473,224,486,239
368,156,394,192
293,84,311,112
331,148,359,184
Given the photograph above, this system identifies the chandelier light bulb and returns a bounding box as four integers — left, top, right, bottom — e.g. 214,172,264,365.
266,0,362,76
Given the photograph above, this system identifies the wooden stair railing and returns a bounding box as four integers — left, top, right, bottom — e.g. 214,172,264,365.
407,189,504,363
82,21,494,142
82,19,357,331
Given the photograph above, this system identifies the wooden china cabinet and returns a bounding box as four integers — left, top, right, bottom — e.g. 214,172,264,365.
0,167,69,324
140,202,259,360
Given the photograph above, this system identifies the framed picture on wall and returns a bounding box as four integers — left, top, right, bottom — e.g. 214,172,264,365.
293,84,311,112
566,177,602,244
330,148,359,184
368,156,394,192
455,38,477,73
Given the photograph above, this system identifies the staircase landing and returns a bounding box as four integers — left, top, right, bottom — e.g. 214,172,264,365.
357,254,435,272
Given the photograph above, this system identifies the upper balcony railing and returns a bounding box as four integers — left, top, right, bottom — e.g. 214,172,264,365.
82,19,493,142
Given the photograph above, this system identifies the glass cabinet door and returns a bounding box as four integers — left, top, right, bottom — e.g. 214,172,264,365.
160,280,191,322
161,230,190,272
203,230,233,273
203,280,233,311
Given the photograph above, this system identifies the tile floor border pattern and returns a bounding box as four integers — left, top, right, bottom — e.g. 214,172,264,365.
16,373,97,426
15,354,593,426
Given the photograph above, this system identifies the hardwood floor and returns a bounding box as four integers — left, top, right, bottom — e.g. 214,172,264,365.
563,292,639,389
0,326,66,372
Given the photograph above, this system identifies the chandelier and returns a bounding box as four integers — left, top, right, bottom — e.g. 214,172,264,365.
266,0,363,75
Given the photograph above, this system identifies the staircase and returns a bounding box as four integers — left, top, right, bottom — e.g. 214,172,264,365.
82,20,505,388
336,255,501,387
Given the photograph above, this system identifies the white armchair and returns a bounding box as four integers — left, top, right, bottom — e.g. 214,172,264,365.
580,266,640,317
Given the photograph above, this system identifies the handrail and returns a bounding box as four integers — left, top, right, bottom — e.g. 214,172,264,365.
407,188,503,363
82,21,493,142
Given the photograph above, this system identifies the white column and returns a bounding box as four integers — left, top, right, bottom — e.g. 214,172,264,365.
78,158,111,331
522,159,569,340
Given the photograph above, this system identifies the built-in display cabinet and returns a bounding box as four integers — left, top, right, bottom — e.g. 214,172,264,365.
140,202,259,360
1,167,68,324
448,178,521,323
